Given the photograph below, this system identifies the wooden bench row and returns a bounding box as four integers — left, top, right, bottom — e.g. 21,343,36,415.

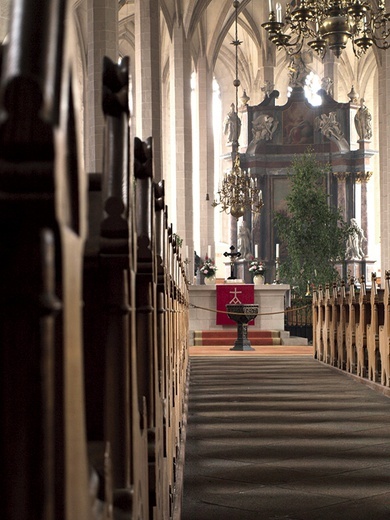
0,3,189,519
313,272,390,388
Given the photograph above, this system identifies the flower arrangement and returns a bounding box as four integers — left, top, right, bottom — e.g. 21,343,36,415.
248,259,266,276
199,257,217,278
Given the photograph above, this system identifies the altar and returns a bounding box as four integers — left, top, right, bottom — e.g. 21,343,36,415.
188,283,290,340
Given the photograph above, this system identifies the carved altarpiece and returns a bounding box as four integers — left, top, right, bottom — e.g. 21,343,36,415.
226,86,376,283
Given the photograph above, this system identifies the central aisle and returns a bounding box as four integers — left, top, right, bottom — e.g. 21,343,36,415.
182,357,390,520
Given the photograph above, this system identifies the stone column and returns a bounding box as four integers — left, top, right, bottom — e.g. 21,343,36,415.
261,2,276,101
334,172,350,221
355,172,373,258
134,0,162,181
378,21,390,270
86,0,118,173
323,53,338,96
196,56,215,259
169,21,193,247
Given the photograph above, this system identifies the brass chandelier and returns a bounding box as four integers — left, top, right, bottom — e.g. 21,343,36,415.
212,153,264,219
262,1,390,58
212,0,264,220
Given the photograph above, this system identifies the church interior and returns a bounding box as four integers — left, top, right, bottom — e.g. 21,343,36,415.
1,0,390,519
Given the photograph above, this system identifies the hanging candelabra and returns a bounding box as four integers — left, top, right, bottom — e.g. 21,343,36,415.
211,0,264,220
212,154,264,219
262,0,390,59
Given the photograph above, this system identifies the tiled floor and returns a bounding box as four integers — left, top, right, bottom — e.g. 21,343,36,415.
182,355,390,520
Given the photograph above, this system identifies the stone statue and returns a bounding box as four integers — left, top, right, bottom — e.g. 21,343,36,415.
238,221,251,259
315,112,344,142
321,77,333,97
288,52,311,88
223,103,241,144
261,80,274,98
345,218,366,260
251,114,278,143
354,99,372,141
194,250,202,275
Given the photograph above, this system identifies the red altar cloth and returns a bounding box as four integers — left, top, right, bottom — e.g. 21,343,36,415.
216,284,255,325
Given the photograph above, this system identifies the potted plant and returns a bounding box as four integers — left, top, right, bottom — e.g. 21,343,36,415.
274,150,351,297
199,257,217,284
248,259,266,285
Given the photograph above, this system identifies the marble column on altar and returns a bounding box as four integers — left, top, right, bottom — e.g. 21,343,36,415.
333,171,350,221
355,170,373,258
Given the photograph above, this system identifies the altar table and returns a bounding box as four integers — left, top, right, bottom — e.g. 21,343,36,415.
189,283,290,337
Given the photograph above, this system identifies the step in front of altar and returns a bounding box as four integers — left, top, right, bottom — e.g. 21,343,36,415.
193,330,281,346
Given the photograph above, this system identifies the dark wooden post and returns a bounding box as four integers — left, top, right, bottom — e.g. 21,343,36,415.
0,1,90,519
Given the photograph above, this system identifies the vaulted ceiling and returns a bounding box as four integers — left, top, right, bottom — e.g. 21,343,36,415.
115,1,378,107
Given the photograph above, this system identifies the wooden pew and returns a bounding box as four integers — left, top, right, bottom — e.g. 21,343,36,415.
379,270,390,387
313,285,324,361
321,284,329,363
322,284,332,364
367,273,384,383
312,287,319,359
154,184,173,518
0,1,91,518
83,55,145,517
336,280,347,370
355,276,370,378
133,136,158,518
328,282,338,367
345,277,358,374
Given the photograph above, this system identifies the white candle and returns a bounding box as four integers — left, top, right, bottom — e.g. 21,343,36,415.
255,245,259,258
207,245,211,258
186,245,189,259
276,243,279,258
276,2,282,22
269,0,274,13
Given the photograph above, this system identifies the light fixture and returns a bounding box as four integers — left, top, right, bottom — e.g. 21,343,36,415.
212,0,264,220
262,1,390,59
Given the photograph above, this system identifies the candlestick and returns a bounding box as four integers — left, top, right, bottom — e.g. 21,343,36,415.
255,245,259,258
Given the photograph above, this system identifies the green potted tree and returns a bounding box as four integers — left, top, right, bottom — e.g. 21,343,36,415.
274,150,350,298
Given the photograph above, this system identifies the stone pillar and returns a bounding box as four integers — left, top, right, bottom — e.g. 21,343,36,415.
86,0,118,173
355,172,373,258
134,0,162,181
323,53,338,96
334,172,350,221
196,56,215,259
169,22,193,246
261,2,276,101
378,24,390,270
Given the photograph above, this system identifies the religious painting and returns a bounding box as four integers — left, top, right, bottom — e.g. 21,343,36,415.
272,176,291,215
272,176,292,259
283,101,314,145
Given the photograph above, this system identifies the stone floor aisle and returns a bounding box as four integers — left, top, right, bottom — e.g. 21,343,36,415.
181,356,390,520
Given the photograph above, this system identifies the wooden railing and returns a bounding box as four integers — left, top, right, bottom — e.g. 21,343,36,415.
0,3,190,520
313,272,390,389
